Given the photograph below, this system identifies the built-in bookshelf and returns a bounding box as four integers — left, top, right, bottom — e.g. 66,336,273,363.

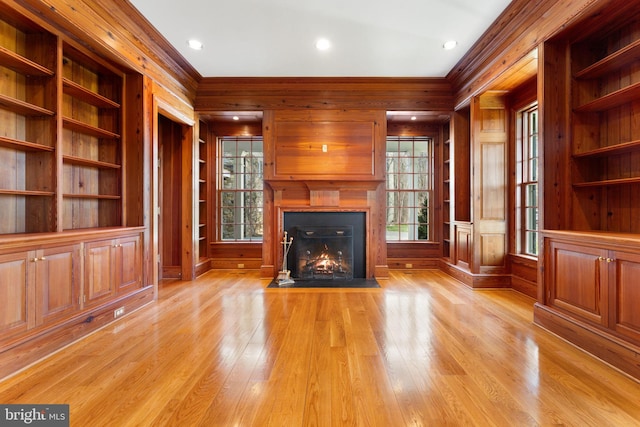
0,7,132,234
61,43,123,230
0,10,57,234
198,120,210,262
442,123,451,259
566,17,640,232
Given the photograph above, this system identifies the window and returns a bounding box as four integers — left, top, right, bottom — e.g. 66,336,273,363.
386,136,433,241
516,105,538,255
219,137,263,241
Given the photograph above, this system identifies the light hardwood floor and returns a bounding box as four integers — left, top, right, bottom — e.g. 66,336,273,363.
1,270,639,426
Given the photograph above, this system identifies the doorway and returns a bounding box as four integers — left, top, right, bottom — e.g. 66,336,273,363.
157,114,190,279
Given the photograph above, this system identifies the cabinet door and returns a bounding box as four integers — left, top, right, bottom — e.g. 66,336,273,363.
84,240,115,307
0,251,33,339
115,234,142,294
610,250,640,344
546,240,608,326
35,245,81,326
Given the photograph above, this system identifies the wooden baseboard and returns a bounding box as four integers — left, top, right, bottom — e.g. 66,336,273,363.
511,276,537,298
195,258,211,277
439,260,511,288
387,258,440,270
533,303,640,381
211,258,262,270
162,266,181,279
0,287,155,381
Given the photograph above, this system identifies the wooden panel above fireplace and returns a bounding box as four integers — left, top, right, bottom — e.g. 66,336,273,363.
274,121,375,177
264,110,385,182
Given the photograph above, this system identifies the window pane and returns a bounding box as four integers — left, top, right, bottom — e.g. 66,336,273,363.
218,137,264,242
526,207,538,230
526,231,538,255
386,137,433,241
517,105,539,256
526,184,537,207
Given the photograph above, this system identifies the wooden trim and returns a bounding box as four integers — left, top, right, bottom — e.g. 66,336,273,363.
196,77,453,112
534,303,640,381
449,0,601,108
12,0,198,103
439,259,511,288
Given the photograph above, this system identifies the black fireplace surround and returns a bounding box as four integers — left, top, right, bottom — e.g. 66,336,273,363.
284,212,366,280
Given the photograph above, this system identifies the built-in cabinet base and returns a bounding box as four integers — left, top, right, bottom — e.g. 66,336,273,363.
534,303,640,381
0,228,150,380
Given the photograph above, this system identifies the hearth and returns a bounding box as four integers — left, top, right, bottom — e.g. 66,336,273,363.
284,212,365,280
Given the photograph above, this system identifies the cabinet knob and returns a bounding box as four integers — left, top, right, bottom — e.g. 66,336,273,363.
598,256,605,261
40,256,46,261
32,257,39,262
606,258,614,263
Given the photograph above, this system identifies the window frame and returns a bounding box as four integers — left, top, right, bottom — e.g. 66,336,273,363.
217,136,264,242
515,104,539,256
385,136,434,242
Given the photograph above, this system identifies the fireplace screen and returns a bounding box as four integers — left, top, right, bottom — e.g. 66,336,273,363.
295,226,353,280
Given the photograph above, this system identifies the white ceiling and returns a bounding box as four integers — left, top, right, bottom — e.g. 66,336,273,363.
129,0,512,78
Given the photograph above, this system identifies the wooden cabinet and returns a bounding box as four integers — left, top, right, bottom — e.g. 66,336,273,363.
545,238,608,326
85,234,141,307
607,249,640,343
35,244,81,326
0,244,80,338
116,235,143,294
0,251,31,340
543,232,640,346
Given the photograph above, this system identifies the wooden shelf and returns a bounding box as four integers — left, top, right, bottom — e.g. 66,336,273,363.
0,45,54,76
63,194,121,200
0,136,54,152
0,189,55,196
573,139,640,158
574,82,640,112
0,93,54,116
575,39,640,80
62,117,120,139
573,177,640,187
62,78,120,109
63,155,121,169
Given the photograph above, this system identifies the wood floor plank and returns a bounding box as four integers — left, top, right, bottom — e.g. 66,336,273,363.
1,269,640,426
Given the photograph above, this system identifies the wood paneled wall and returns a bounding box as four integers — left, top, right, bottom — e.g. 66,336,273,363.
471,93,509,275
196,77,453,112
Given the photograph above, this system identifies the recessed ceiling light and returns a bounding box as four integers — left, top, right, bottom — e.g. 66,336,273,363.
316,38,331,51
411,116,417,121
443,40,458,50
232,116,239,121
188,39,203,50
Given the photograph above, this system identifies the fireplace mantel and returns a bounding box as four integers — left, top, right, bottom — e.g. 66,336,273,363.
265,179,384,192
261,109,388,279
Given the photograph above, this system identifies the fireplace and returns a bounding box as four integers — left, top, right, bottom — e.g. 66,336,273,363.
284,212,366,280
